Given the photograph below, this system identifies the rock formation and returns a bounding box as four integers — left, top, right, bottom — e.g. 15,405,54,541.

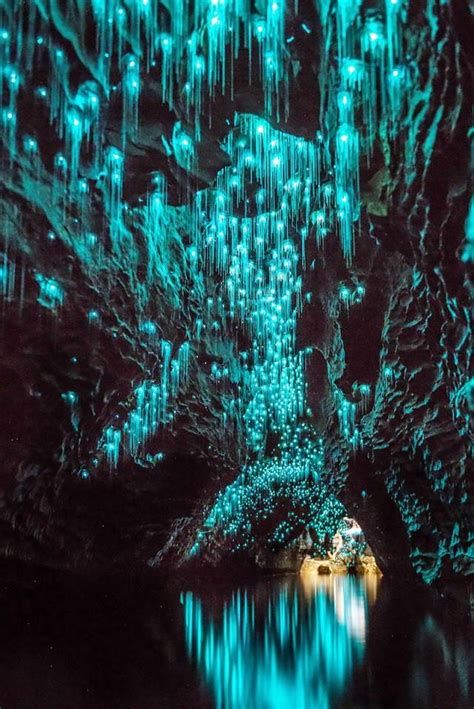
0,0,471,584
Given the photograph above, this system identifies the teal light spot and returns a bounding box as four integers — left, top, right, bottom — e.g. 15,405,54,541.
35,275,64,310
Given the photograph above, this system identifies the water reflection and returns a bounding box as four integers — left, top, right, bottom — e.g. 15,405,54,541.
0,569,471,708
182,575,379,709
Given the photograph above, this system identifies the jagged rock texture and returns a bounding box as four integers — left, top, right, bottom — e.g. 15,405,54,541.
0,0,472,583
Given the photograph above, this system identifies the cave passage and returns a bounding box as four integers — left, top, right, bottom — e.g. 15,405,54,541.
0,0,472,704
0,0,471,580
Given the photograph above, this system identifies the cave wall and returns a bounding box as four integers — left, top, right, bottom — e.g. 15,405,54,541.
0,0,471,583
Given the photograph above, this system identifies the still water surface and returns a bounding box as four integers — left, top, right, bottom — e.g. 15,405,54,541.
0,568,471,708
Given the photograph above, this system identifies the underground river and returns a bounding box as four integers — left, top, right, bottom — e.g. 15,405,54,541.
0,567,471,708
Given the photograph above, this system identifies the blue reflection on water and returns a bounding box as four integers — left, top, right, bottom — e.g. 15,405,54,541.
182,575,379,709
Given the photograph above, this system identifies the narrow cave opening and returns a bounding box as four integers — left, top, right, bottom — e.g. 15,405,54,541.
299,517,382,576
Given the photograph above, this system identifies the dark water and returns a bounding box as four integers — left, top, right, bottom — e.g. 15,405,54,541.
0,567,471,708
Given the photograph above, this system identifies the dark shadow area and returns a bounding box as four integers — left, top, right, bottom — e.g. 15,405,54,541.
0,564,471,708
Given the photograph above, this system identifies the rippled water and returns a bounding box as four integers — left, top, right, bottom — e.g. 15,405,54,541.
0,568,471,708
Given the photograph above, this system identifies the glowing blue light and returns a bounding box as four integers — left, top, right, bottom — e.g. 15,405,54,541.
35,275,64,310
140,321,157,335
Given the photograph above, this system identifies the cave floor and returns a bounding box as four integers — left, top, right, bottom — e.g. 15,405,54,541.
0,566,471,708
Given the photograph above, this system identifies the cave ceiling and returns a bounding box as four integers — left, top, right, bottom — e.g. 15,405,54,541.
0,0,472,584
